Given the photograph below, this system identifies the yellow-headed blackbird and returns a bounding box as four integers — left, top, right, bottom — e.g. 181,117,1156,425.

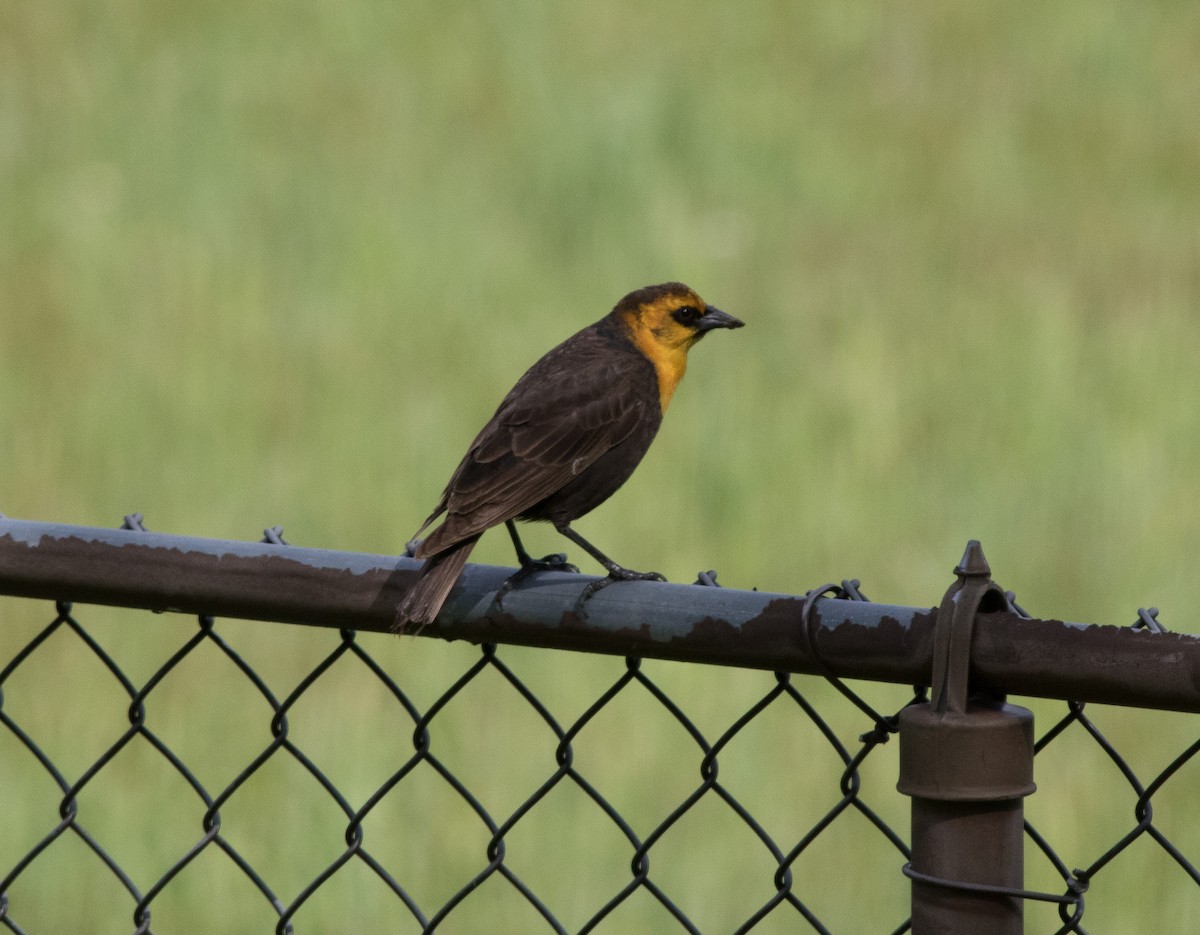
395,282,743,629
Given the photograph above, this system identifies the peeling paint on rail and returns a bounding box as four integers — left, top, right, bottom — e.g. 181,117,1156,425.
3,517,1200,712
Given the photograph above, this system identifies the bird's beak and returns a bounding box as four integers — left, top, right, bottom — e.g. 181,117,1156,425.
695,306,745,332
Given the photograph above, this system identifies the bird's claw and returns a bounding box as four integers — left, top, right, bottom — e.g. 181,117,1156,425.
403,537,422,558
537,553,580,575
494,552,581,611
574,566,667,613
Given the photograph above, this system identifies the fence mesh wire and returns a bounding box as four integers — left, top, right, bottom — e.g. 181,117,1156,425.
1,586,1198,933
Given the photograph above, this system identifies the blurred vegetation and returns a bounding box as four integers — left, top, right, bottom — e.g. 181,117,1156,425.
2,1,1199,932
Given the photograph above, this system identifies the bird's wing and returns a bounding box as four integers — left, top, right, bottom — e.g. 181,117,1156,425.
417,347,655,554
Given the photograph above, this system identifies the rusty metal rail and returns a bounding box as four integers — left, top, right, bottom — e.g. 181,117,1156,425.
3,516,1200,933
1,517,1197,713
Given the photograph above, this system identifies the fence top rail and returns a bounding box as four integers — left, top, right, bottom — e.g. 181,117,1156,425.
1,517,1197,713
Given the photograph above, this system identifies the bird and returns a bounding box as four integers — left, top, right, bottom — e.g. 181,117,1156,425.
394,282,744,630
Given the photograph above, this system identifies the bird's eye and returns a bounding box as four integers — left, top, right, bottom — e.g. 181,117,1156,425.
672,306,702,326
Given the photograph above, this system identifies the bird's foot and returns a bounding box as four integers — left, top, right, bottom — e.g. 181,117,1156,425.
575,566,667,611
494,552,581,611
403,537,422,558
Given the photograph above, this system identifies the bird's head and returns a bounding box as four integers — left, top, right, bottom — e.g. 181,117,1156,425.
613,282,743,411
614,282,744,354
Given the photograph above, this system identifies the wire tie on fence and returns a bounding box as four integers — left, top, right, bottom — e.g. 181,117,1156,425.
839,578,868,602
799,582,848,684
1003,589,1032,618
901,862,1082,906
801,580,899,744
262,526,288,545
1132,607,1167,634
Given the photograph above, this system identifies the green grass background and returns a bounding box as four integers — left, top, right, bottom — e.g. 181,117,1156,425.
3,1,1200,932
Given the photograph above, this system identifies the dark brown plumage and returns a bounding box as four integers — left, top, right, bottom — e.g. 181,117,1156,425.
395,282,743,629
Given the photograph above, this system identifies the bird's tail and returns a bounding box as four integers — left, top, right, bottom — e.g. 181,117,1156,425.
394,534,480,632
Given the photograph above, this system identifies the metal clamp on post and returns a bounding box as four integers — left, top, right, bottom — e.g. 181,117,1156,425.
898,541,1037,935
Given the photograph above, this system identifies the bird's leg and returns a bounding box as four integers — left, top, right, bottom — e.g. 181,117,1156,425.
493,520,580,611
553,522,666,606
507,520,580,572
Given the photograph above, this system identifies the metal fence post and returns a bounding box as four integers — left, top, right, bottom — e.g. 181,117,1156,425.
898,542,1036,935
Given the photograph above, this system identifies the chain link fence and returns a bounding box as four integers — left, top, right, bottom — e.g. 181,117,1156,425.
1,517,1198,933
